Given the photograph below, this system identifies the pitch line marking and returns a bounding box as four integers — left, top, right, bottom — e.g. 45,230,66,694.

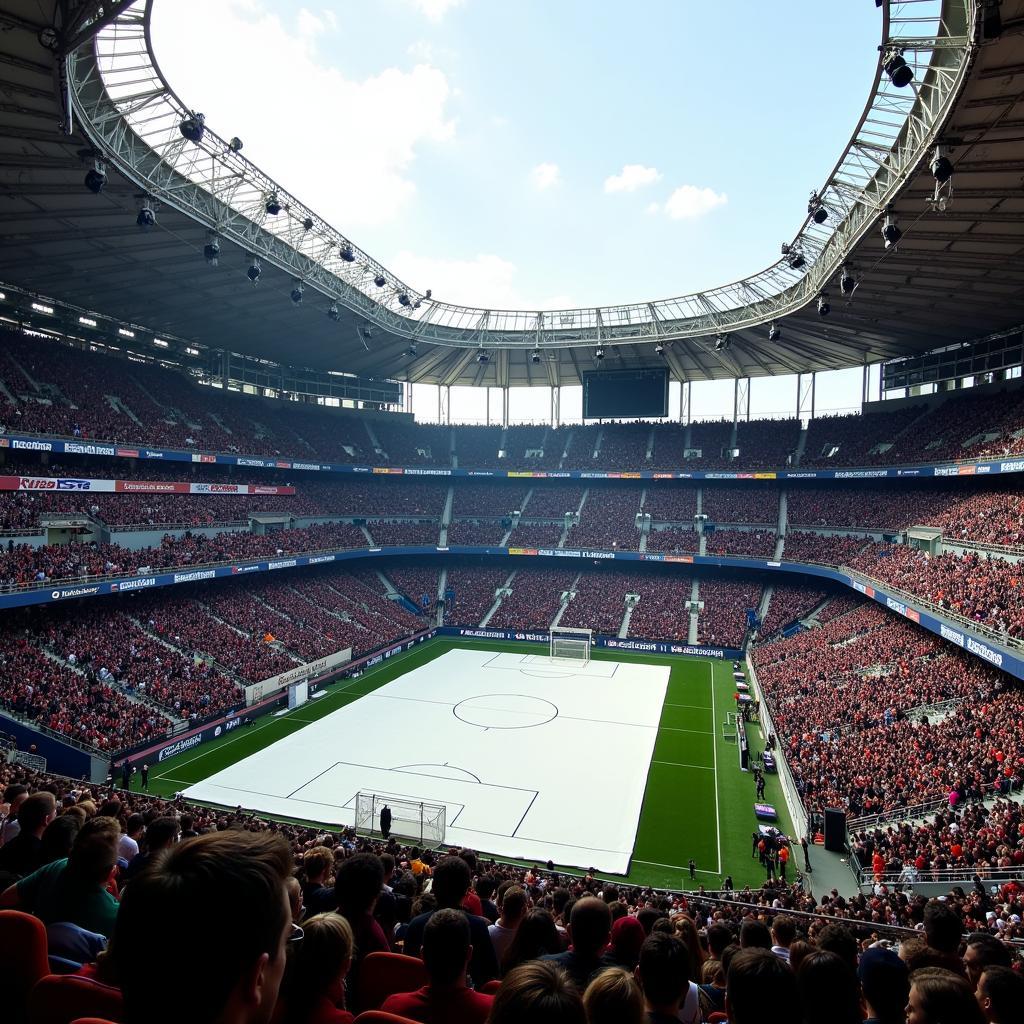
710,660,722,876
658,727,714,735
632,859,722,876
652,760,715,771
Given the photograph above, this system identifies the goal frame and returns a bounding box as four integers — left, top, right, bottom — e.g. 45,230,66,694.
354,792,446,847
549,626,593,665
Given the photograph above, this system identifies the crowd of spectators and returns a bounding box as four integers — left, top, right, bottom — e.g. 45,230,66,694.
697,580,762,648
452,482,527,517
523,484,585,517
365,521,441,547
565,487,641,550
504,521,565,547
704,529,777,558
703,485,780,525
488,567,579,630
802,407,927,467
443,566,510,626
447,521,508,545
625,573,692,641
646,526,700,553
759,585,829,638
733,418,801,469
385,567,441,612
642,483,698,521
781,531,875,566
557,570,634,635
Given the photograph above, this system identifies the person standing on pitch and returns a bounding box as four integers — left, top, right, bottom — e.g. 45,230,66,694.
688,858,696,881
141,764,149,792
380,804,392,840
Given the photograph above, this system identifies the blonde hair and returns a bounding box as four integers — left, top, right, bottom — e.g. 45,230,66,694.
583,967,644,1024
303,845,334,880
284,912,354,1013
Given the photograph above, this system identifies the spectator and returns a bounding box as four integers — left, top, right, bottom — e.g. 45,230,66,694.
280,912,354,1024
0,790,55,880
582,966,644,1024
0,814,120,935
502,908,563,976
608,915,646,971
541,896,614,990
725,948,799,1024
123,814,179,881
857,947,909,1024
976,966,1024,1024
739,918,772,950
770,915,796,962
404,855,499,984
636,931,700,1024
796,950,861,1024
488,961,586,1024
333,852,390,989
112,830,294,1024
963,933,1011,991
300,846,337,916
489,885,528,965
0,784,27,845
381,908,494,1024
905,967,986,1024
117,812,145,866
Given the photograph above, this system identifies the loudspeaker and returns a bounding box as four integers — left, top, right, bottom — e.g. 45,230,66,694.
823,808,847,853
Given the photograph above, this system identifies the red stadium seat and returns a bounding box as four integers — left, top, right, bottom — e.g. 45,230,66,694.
353,1013,420,1024
357,952,429,1011
29,975,123,1024
0,910,49,1017
478,980,501,995
707,1014,728,1024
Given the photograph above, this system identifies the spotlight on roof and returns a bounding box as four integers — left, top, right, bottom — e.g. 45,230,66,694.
84,161,106,194
476,348,490,364
594,347,605,361
424,289,432,299
931,146,954,185
265,193,282,216
374,274,387,288
228,137,244,152
714,334,730,352
781,243,805,270
136,201,155,230
340,244,356,263
654,342,664,355
290,281,304,305
531,349,541,364
203,235,220,267
302,217,314,232
840,266,857,296
179,112,205,144
817,293,831,317
883,48,913,88
808,192,829,224
246,257,262,283
882,213,902,247
398,293,412,307
768,323,781,342
406,342,418,357
327,303,341,321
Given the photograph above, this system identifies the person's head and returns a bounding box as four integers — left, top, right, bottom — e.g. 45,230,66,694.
67,815,121,883
113,830,294,1024
284,876,303,923
302,846,334,884
857,946,909,1024
636,932,688,1011
40,813,80,863
144,816,180,852
788,940,814,973
977,965,1024,1024
726,948,799,1024
430,855,472,908
16,791,56,837
583,966,644,1024
610,915,646,970
815,923,858,971
501,886,529,926
567,897,612,958
636,906,662,935
3,784,27,813
489,961,586,1024
706,922,732,958
906,967,985,1024
503,909,562,973
797,950,860,1024
334,852,384,917
422,908,471,987
923,901,962,954
739,918,772,950
283,912,353,1013
963,933,1011,991
124,813,145,838
770,915,796,949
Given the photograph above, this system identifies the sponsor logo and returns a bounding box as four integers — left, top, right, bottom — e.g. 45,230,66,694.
468,470,495,477
664,555,694,564
607,639,657,651
513,632,549,642
652,473,674,480
459,629,509,640
976,464,992,474
852,580,876,598
224,716,242,731
57,479,92,490
933,466,960,477
308,554,335,564
13,440,53,451
966,635,1003,668
193,483,241,493
1000,460,1024,474
268,559,297,569
143,450,165,459
582,550,615,559
275,461,291,469
194,454,216,463
237,458,267,467
754,472,777,480
507,471,538,478
767,561,781,567
940,623,965,647
252,486,285,495
352,466,370,473
173,570,216,583
782,472,818,479
958,465,977,476
885,596,920,622
122,481,178,492
117,448,140,458
506,547,537,556
64,442,115,456
50,585,100,600
157,733,203,761
115,577,157,593
897,469,921,477
230,564,261,575
213,726,222,738
18,477,56,490
834,469,889,479
405,468,450,476
292,462,321,471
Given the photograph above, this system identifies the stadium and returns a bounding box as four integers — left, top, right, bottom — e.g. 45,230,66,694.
1,0,1023,1021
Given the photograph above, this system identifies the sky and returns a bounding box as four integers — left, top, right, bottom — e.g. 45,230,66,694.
152,0,886,423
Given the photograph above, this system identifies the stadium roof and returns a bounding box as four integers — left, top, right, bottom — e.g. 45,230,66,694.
0,0,1022,388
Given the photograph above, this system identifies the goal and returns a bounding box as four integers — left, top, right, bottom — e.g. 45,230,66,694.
354,792,446,847
549,626,592,665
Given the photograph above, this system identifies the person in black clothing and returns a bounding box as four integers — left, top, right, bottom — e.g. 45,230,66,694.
120,761,130,790
688,858,696,881
800,836,812,872
636,932,691,1024
752,831,759,857
403,855,499,984
140,764,149,792
379,804,392,839
540,896,615,990
726,948,799,1024
123,815,179,882
0,791,55,882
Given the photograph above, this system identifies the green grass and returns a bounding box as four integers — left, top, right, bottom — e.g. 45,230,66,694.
140,638,794,890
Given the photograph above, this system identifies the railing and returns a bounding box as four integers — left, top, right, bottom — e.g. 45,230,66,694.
853,861,1024,891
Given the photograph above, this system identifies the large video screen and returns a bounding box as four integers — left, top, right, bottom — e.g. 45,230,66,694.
582,368,669,419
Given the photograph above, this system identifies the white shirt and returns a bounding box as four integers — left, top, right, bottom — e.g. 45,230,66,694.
488,920,519,964
118,834,140,863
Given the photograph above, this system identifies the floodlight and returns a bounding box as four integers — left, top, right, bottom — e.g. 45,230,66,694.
883,49,913,88
840,266,856,296
203,236,220,266
265,193,282,215
531,349,541,364
228,137,244,152
655,342,664,355
768,323,781,342
290,281,304,305
931,147,954,184
817,294,831,317
882,213,902,246
136,202,155,230
595,347,604,361
246,257,262,283
84,161,106,194
327,303,341,321
808,193,829,224
374,274,387,288
340,244,356,262
179,113,205,143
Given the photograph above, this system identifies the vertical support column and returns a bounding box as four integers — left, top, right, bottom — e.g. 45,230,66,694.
862,359,870,407
503,386,510,428
797,374,814,421
551,386,560,428
678,380,690,424
795,372,802,418
733,377,739,425
684,381,691,424
438,385,451,425
437,384,442,424
486,386,491,426
811,371,816,420
220,349,230,391
735,377,750,422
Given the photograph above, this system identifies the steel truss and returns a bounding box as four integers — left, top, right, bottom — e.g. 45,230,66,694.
66,0,976,356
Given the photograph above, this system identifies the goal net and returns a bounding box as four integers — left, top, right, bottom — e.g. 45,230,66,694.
354,792,446,847
549,626,593,665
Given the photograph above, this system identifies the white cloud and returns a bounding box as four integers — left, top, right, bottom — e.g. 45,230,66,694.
663,184,728,220
645,201,661,215
150,0,456,229
530,162,561,190
604,164,661,193
391,250,572,310
410,0,464,20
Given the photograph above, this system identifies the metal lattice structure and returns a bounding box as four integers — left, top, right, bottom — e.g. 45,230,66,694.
66,0,975,360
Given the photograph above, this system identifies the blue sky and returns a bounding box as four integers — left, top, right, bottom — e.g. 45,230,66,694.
153,0,883,421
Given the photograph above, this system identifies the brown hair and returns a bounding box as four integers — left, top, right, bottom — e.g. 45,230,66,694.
489,961,586,1024
908,967,986,1024
583,967,644,1024
67,815,120,882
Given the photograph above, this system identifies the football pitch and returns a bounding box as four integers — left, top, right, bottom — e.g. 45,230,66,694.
140,639,795,889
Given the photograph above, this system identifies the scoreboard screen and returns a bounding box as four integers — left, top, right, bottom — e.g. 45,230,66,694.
582,368,669,419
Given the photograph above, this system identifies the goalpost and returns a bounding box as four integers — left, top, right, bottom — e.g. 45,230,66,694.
354,792,446,847
549,626,593,665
